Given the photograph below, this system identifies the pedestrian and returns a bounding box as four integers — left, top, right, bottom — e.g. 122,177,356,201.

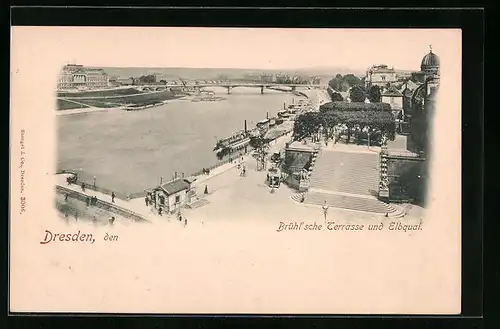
64,213,69,221
158,207,163,216
145,196,149,207
184,218,187,228
111,192,115,203
93,216,97,224
204,185,209,194
86,196,90,207
74,211,78,221
201,218,204,225
385,212,389,218
93,196,98,206
322,201,329,222
65,193,69,202
81,182,85,192
109,216,115,225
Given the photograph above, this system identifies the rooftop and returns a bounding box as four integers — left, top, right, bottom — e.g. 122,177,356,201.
159,178,191,195
372,68,396,74
382,86,403,97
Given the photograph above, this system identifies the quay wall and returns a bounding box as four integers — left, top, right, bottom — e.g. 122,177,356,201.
56,185,147,222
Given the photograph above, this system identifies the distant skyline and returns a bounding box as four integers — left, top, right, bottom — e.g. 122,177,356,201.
14,27,461,73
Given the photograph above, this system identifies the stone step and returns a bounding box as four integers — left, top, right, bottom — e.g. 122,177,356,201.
305,192,393,214
291,192,406,217
308,149,381,196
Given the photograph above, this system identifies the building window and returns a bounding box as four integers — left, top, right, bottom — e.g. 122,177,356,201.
381,76,386,81
175,195,180,203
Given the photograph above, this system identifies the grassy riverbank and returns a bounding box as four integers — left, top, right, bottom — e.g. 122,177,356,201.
56,90,186,111
57,87,145,98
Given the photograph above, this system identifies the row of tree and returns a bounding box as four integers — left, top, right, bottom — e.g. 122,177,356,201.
293,102,396,144
319,101,391,112
327,74,363,92
328,84,384,104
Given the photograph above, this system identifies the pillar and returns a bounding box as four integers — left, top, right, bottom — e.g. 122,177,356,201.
227,86,231,95
261,86,264,94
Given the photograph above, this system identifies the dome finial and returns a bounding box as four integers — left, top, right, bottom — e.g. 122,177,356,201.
429,44,433,53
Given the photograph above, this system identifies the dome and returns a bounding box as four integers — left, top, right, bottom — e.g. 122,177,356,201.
420,47,440,73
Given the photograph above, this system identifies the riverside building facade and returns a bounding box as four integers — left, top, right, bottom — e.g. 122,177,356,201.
57,64,110,90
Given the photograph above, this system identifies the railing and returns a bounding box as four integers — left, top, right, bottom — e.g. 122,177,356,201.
56,185,147,222
387,151,425,159
57,170,129,200
188,149,247,178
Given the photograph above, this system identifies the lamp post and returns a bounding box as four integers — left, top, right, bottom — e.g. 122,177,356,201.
93,176,96,188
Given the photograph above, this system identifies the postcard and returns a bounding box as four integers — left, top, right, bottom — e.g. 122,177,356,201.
10,27,462,314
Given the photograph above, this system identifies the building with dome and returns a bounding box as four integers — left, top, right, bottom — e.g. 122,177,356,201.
403,46,440,155
409,46,440,93
420,46,440,77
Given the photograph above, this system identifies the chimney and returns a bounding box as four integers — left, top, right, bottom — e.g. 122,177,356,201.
266,112,269,119
244,120,247,133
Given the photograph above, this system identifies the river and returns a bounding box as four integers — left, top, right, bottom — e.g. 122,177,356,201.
57,87,308,195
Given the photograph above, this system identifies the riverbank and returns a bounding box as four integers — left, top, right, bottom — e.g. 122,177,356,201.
56,106,119,116
56,90,186,111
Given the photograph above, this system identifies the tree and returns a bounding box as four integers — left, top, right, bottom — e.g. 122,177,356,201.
343,74,363,87
328,74,343,91
349,85,366,103
249,135,271,171
368,85,382,103
328,88,344,102
340,81,350,92
320,111,396,140
293,112,321,140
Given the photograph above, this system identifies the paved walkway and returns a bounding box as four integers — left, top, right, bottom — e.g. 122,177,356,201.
322,141,381,154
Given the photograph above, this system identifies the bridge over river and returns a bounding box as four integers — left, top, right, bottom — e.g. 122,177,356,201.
137,82,326,94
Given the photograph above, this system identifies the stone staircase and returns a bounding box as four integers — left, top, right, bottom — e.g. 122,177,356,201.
295,149,405,217
291,191,404,216
309,150,379,196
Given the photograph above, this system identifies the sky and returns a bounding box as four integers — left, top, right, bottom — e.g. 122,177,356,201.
13,27,461,72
